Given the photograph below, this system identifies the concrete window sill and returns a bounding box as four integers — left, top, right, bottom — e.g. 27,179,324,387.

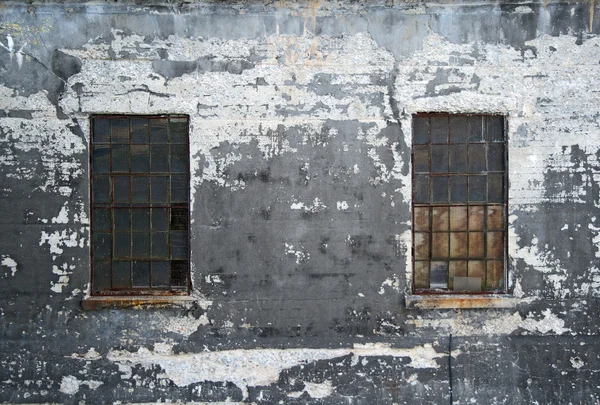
405,294,520,309
82,295,196,310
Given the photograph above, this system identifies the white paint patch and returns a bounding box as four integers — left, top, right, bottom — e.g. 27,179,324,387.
285,243,310,264
107,343,445,399
51,204,69,224
336,201,349,211
39,229,84,255
302,380,335,399
378,276,400,295
290,197,327,213
570,357,584,369
1,255,18,277
59,375,80,395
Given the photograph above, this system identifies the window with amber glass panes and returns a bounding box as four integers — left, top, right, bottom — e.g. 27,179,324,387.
412,114,507,293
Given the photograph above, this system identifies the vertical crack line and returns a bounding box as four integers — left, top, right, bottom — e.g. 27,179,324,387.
448,333,454,405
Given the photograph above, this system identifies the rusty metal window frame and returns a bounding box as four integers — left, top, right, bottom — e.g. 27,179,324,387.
90,115,190,296
411,113,508,294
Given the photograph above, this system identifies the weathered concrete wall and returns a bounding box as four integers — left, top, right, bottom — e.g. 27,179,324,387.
1,1,600,403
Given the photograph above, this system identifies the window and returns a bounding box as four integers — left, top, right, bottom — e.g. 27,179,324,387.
90,115,190,295
412,114,507,293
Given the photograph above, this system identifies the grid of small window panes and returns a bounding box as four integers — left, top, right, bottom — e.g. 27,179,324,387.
412,114,507,293
91,116,190,294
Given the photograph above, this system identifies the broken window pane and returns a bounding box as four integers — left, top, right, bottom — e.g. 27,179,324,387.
430,261,448,289
171,261,188,287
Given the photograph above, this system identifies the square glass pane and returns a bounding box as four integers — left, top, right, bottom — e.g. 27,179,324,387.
488,174,504,202
93,175,111,204
468,116,484,142
487,116,504,142
449,116,468,143
131,145,150,173
449,260,467,290
467,260,485,280
430,116,448,143
432,176,448,203
468,206,485,231
449,176,467,202
432,207,449,231
468,175,486,202
132,177,150,203
468,232,485,258
171,232,188,259
131,118,149,143
430,261,448,289
92,145,110,173
449,206,467,231
132,261,150,287
414,232,430,260
93,233,110,260
132,233,150,258
112,144,130,172
132,208,150,232
487,231,504,258
113,176,130,204
93,261,111,292
169,118,188,143
171,175,188,203
152,208,168,231
170,207,188,231
170,144,188,173
450,232,467,258
413,116,430,144
151,177,168,203
150,119,169,143
112,261,131,288
152,261,170,287
487,143,504,172
171,260,188,287
112,118,130,143
93,208,111,232
114,232,131,258
414,261,430,289
468,144,486,172
431,233,449,258
151,232,169,258
431,145,448,173
113,209,130,231
93,118,110,143
414,175,429,203
413,145,430,173
488,206,504,230
449,145,467,172
486,260,504,290
413,207,430,232
150,144,169,173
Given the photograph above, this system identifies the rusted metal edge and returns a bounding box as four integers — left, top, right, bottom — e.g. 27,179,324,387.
82,295,196,310
405,294,520,309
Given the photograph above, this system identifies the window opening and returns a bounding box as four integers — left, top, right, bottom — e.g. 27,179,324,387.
90,115,190,295
412,114,507,293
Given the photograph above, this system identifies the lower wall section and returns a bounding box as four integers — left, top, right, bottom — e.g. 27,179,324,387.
1,336,598,404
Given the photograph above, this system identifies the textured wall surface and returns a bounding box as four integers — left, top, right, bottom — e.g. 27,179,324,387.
1,1,600,403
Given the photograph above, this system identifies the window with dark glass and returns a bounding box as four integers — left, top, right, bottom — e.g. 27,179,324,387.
91,115,190,295
412,114,507,293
